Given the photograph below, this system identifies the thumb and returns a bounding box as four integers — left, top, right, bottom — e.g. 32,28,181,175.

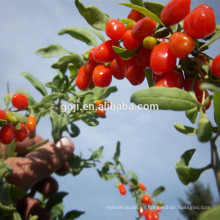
5,137,74,191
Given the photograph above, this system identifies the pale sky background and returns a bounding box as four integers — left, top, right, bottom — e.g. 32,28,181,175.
0,0,220,219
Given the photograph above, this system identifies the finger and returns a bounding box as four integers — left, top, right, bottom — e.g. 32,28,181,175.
15,134,44,155
5,137,74,191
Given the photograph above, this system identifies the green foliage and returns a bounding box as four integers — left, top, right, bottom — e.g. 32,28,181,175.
152,186,166,198
175,150,207,185
119,3,164,25
112,46,140,60
131,87,199,111
75,0,110,30
35,44,70,58
199,205,220,220
174,123,197,135
143,2,164,18
58,27,97,46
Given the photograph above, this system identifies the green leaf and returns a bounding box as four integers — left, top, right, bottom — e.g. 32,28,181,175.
185,107,198,124
4,93,13,108
81,114,99,126
198,205,220,220
83,86,117,105
75,0,110,30
51,54,85,70
143,2,164,18
153,28,170,38
198,26,220,53
15,89,35,106
58,27,97,46
200,83,220,93
68,123,80,138
119,3,164,25
50,108,67,143
68,64,78,81
12,112,28,123
90,146,104,160
130,0,144,7
0,178,11,207
131,87,198,111
84,27,105,42
127,171,138,185
113,141,121,165
0,161,13,178
175,149,206,185
50,202,64,219
5,140,16,158
97,171,116,181
214,90,220,132
174,123,197,135
197,113,212,142
35,44,69,58
33,93,64,109
120,18,135,24
45,192,68,211
113,46,139,60
21,72,48,96
64,210,85,220
152,186,166,198
145,69,154,88
27,215,38,220
9,185,26,200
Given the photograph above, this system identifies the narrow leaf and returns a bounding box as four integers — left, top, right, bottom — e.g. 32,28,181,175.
59,27,97,46
4,93,13,108
214,91,220,131
131,87,198,111
84,27,105,42
75,0,110,30
119,3,164,25
90,146,104,160
35,44,69,58
51,54,85,69
50,108,67,143
185,107,198,124
113,46,139,60
175,149,205,185
113,141,121,165
143,2,164,18
21,72,47,96
174,123,197,135
46,192,68,211
152,186,165,198
64,210,85,220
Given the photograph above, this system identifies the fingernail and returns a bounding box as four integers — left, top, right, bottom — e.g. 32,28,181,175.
55,137,74,159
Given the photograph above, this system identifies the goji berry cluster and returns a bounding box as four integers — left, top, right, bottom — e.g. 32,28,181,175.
76,0,219,112
118,182,161,220
0,93,37,145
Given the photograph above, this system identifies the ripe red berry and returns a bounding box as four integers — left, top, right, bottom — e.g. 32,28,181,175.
127,9,143,22
142,194,153,205
136,47,151,68
12,93,29,110
26,115,37,132
110,59,125,80
0,109,7,121
0,124,15,145
93,65,112,87
106,19,126,41
153,73,163,84
156,206,162,212
211,54,220,78
184,4,216,39
169,32,195,58
93,40,118,63
118,184,126,195
151,210,159,220
14,122,28,142
161,0,191,26
132,17,156,41
76,65,92,90
138,206,145,217
124,57,146,86
123,30,141,50
144,209,153,220
96,108,106,117
150,42,176,75
139,183,146,191
155,71,184,89
84,60,96,77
